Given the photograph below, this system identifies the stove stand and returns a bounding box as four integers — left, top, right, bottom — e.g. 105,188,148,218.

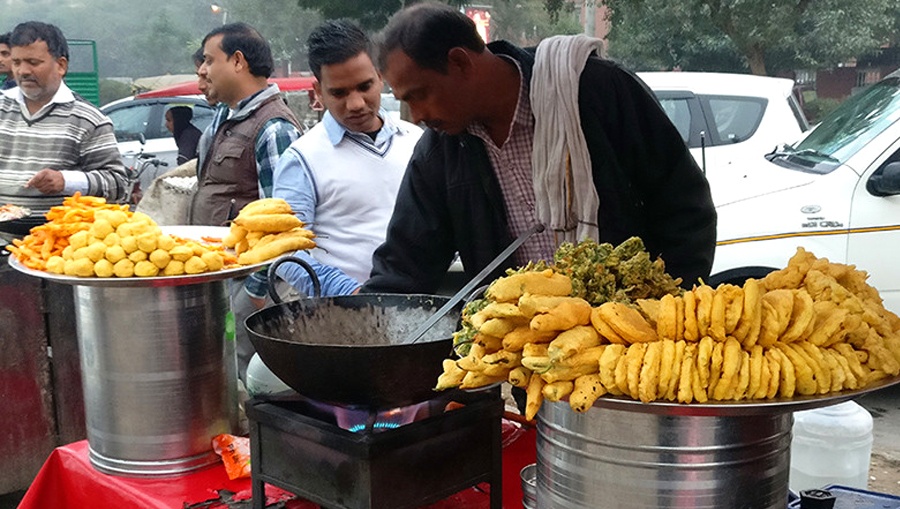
247,390,503,509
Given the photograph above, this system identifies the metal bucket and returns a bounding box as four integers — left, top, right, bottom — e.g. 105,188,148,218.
74,281,232,476
536,401,792,508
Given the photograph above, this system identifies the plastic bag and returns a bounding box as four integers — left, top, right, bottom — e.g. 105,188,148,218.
212,433,252,480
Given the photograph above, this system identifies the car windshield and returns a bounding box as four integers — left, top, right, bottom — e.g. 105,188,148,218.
772,76,900,174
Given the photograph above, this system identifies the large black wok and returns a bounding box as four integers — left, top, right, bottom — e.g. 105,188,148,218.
245,259,462,409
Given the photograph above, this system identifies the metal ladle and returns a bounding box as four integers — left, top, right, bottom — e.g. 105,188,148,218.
406,223,546,344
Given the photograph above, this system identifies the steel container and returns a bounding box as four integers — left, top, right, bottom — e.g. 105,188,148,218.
536,401,792,509
74,281,232,476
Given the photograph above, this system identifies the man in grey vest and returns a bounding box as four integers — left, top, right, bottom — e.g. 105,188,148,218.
190,22,302,227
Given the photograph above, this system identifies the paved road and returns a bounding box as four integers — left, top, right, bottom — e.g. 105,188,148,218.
857,381,900,496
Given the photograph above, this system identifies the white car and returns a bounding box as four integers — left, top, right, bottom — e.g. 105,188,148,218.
709,69,900,313
100,95,215,172
639,72,810,176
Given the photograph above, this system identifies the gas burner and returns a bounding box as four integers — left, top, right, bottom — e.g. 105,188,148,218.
246,389,504,509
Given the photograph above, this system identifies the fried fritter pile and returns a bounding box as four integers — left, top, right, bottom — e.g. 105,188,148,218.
222,198,316,265
437,245,900,420
7,193,234,277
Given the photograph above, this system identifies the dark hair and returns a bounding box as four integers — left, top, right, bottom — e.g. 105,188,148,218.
192,47,205,68
307,19,372,81
375,2,484,74
10,21,69,60
167,106,194,138
202,22,273,78
0,32,10,47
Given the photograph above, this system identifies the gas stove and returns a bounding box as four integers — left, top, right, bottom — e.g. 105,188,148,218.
246,389,504,509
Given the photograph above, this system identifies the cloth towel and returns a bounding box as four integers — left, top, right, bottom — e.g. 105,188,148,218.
530,34,604,243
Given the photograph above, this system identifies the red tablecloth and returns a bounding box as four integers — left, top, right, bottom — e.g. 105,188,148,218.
19,425,536,508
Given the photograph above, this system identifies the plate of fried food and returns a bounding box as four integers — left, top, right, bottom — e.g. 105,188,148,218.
435,238,900,420
6,195,316,287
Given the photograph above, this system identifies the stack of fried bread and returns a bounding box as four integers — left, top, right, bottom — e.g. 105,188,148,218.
223,198,316,265
436,244,900,420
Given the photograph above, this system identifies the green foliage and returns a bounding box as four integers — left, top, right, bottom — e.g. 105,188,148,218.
99,79,133,107
604,0,898,76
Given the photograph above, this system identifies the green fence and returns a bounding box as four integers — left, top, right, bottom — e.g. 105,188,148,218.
64,39,100,106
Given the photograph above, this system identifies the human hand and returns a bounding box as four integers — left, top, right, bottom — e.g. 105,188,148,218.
25,169,65,194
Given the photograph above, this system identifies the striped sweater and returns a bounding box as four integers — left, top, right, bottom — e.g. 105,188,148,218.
0,86,128,211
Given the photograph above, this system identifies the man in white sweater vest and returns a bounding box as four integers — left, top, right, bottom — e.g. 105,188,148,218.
272,19,422,296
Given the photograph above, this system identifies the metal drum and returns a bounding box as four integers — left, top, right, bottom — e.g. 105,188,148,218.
74,281,231,476
536,401,793,509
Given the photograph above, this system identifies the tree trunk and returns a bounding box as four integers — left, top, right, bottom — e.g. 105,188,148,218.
746,45,767,76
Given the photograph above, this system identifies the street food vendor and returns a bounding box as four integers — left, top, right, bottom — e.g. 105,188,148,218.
360,2,717,294
0,22,129,211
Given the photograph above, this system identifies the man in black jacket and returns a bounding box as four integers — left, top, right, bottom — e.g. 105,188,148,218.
362,2,716,294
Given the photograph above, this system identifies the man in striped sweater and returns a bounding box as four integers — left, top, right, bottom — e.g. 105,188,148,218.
0,21,128,214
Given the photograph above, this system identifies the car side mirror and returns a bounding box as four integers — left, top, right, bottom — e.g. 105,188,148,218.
867,162,900,196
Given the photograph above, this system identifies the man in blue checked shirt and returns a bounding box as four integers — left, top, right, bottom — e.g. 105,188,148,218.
190,22,302,226
271,19,422,298
189,23,302,383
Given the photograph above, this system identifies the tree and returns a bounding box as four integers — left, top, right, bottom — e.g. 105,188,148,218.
602,0,898,76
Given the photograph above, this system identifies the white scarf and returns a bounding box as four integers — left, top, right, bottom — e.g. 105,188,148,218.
530,35,604,243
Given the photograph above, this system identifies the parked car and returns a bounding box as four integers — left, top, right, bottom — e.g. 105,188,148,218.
100,95,215,171
638,72,810,176
101,76,319,172
709,69,900,313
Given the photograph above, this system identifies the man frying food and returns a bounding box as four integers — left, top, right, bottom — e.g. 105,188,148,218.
360,3,716,296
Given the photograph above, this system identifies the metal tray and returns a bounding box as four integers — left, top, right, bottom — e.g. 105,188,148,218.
591,374,900,416
7,225,276,287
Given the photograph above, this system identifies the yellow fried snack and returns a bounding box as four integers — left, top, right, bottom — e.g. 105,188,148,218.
530,298,592,332
480,318,523,339
733,278,762,347
435,359,467,390
677,343,696,403
780,290,816,343
134,260,159,277
237,232,316,265
570,374,606,413
93,259,114,278
748,345,764,399
683,288,699,342
590,307,627,344
233,213,304,233
104,245,127,264
712,337,742,400
707,341,725,399
184,256,208,275
657,339,676,398
625,343,647,399
758,289,794,347
223,224,249,248
695,285,715,337
548,325,601,362
471,302,527,328
597,301,659,344
525,373,545,421
638,341,662,402
486,269,572,303
508,366,532,388
113,259,135,278
794,342,831,394
666,340,686,401
697,336,714,389
502,327,557,352
538,380,571,404
635,299,660,328
598,344,626,395
518,294,573,318
162,260,185,276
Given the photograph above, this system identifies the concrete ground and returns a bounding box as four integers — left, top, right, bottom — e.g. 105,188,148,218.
857,381,900,496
